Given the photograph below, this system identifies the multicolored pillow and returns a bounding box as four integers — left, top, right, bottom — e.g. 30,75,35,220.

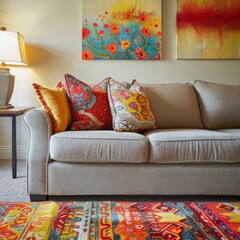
32,83,72,133
64,74,112,130
108,78,156,132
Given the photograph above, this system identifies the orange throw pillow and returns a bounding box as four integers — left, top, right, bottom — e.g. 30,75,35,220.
32,83,72,133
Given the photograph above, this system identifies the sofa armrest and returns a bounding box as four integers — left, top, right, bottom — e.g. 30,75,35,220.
23,107,53,195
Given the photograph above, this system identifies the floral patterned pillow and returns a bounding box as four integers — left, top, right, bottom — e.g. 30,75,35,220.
108,78,156,132
64,74,112,130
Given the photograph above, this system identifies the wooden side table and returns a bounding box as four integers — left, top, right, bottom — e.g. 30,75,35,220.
0,107,33,179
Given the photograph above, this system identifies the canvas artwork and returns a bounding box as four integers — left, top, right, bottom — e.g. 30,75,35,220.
177,0,240,59
82,0,162,60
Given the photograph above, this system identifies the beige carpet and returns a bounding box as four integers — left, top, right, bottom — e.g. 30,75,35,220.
0,159,30,202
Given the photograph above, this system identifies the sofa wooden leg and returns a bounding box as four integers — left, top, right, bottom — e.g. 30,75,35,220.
30,194,47,201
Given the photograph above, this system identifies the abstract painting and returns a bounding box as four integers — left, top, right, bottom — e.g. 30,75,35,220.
82,0,162,60
177,0,240,59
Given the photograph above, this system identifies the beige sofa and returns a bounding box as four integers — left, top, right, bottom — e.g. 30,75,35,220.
23,80,240,201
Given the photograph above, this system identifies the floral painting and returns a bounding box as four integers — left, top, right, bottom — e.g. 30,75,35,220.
177,0,240,59
82,0,162,60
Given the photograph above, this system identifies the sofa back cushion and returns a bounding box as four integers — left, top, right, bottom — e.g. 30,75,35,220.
193,80,240,129
142,84,203,128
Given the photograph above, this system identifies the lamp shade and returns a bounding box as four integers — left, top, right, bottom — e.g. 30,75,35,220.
0,29,28,108
0,31,28,65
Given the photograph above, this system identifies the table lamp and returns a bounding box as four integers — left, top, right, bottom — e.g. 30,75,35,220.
0,27,28,108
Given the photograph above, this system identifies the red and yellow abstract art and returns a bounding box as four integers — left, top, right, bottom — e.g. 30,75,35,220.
177,0,240,59
82,0,162,60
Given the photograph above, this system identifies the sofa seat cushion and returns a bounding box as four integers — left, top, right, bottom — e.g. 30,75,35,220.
144,129,240,163
50,130,149,163
217,129,240,137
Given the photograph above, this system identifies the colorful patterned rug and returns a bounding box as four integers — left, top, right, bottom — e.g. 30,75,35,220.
0,201,240,239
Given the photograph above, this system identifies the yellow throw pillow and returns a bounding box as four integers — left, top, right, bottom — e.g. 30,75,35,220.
32,83,72,133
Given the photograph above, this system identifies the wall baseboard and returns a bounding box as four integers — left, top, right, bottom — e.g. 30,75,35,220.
0,146,28,160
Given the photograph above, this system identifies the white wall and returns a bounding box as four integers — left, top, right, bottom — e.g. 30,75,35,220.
0,0,239,159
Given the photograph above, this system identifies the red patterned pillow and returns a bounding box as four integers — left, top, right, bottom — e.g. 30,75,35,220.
64,74,112,130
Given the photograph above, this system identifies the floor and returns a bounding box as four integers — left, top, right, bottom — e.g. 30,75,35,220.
0,159,30,202
1,159,240,202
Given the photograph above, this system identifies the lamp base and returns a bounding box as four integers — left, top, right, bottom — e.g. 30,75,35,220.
0,104,14,109
0,68,15,108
